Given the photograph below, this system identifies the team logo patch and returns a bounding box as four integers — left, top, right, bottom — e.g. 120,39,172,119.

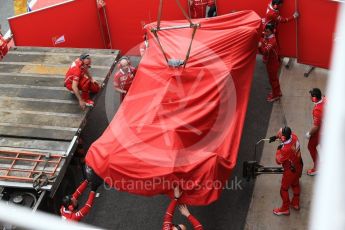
52,35,66,46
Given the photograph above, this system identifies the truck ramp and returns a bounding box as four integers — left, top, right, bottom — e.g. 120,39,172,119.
0,46,119,195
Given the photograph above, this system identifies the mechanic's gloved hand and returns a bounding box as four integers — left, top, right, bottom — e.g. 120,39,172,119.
269,136,277,143
277,144,283,150
85,165,94,182
305,132,311,139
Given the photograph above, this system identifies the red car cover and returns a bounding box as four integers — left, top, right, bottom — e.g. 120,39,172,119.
86,11,261,205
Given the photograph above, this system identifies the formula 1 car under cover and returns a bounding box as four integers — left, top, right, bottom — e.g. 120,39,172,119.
86,10,261,205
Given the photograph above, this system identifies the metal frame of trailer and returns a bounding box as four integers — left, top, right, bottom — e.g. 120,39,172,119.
0,46,119,211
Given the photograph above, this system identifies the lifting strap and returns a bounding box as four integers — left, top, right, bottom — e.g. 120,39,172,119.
153,0,199,68
175,0,193,25
157,0,164,30
184,25,198,68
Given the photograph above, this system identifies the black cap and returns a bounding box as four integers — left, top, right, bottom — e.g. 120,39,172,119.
309,88,322,100
62,195,72,208
272,0,283,5
282,126,292,140
265,23,275,32
80,53,90,60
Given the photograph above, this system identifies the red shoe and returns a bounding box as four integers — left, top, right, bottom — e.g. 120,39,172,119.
307,168,317,176
267,94,282,102
273,207,290,216
85,99,94,107
291,204,300,210
291,199,300,210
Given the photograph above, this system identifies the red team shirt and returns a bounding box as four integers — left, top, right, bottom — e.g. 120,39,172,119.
259,34,280,64
60,180,95,222
307,96,326,166
190,0,215,18
0,35,9,60
162,199,203,230
275,133,303,211
313,97,326,128
275,134,302,172
64,59,87,88
262,3,293,27
113,67,136,92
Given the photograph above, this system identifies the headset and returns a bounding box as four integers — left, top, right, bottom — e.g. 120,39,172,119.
79,53,92,69
118,56,130,64
80,53,90,60
281,126,292,142
117,56,131,69
309,88,322,103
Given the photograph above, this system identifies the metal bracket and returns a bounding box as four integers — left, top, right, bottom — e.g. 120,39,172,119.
168,59,185,68
304,66,315,78
32,173,56,193
32,153,56,193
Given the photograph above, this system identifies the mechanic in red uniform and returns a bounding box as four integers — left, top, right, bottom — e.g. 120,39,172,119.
0,25,13,60
190,0,216,19
258,23,282,102
262,0,299,29
306,88,326,176
64,54,100,110
163,186,203,230
60,180,98,222
113,56,137,102
269,126,303,215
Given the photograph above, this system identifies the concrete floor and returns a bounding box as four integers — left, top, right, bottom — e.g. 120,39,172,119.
244,60,328,230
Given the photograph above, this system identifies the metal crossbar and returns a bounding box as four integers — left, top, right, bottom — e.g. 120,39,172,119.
0,167,56,175
4,153,19,176
152,0,200,67
0,150,64,182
